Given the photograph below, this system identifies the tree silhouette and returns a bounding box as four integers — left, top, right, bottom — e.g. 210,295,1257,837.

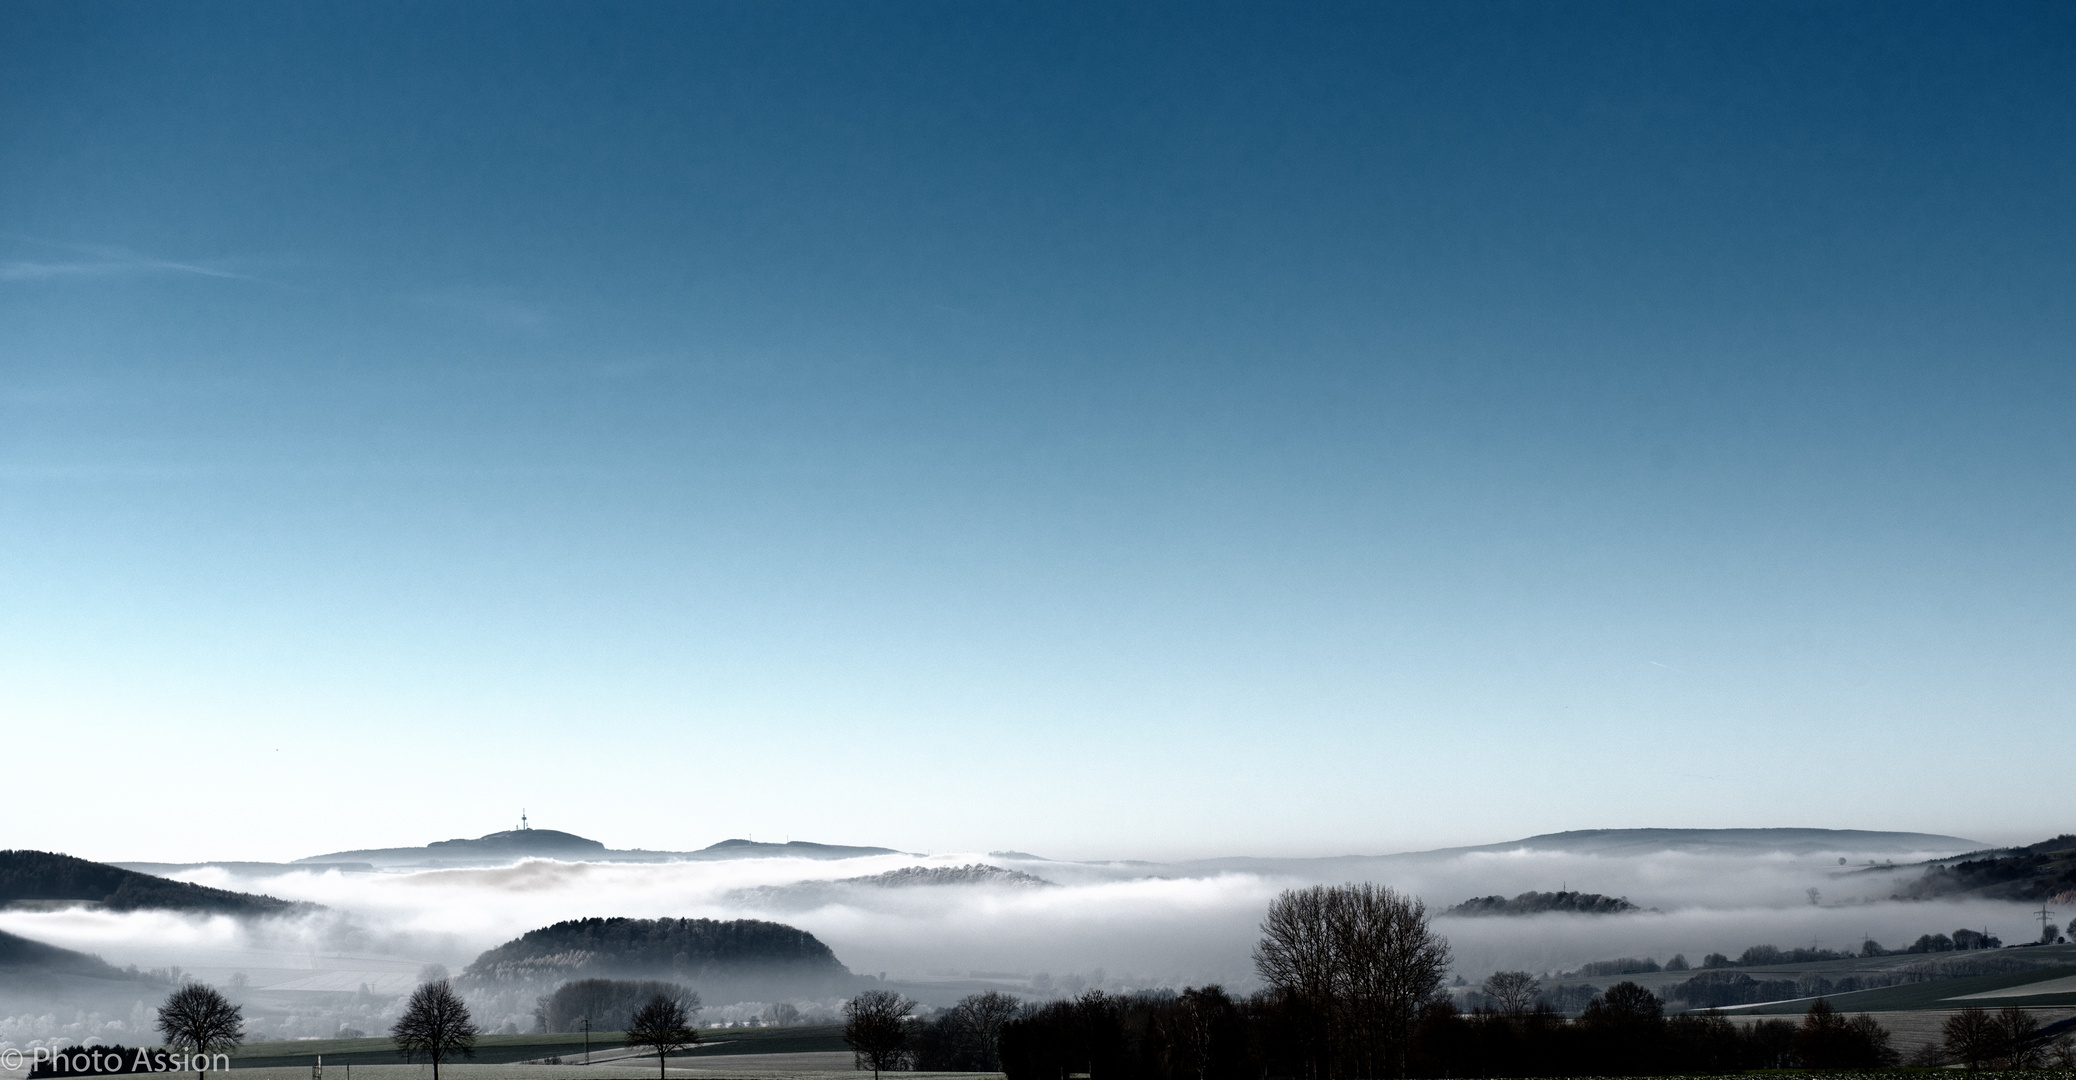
1481,971,1541,1016
844,988,916,1079
1256,883,1452,1080
391,979,478,1080
155,983,244,1080
1943,1006,1996,1070
625,993,699,1079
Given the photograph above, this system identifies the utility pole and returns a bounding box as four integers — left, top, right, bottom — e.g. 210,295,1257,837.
583,1017,591,1064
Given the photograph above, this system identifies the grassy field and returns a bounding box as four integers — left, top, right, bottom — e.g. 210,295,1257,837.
1558,943,2076,1000
217,1065,994,1080
228,1027,849,1069
1713,964,2076,1015
169,1070,2071,1080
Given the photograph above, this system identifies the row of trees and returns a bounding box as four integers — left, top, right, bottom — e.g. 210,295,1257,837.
125,976,699,1080
1940,1005,2070,1070
985,981,1909,1079
1678,928,2005,970
839,987,1025,1076
985,885,2071,1078
534,977,701,1033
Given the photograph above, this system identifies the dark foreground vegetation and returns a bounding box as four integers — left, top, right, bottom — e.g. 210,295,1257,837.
975,884,2076,1079
533,978,700,1033
989,987,1936,1079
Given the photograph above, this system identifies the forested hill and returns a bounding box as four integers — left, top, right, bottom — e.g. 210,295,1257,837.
461,916,851,988
0,927,132,979
1892,834,2076,903
1443,890,1641,916
0,850,306,917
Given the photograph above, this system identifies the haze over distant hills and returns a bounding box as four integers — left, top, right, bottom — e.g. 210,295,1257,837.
1440,828,1983,857
109,825,1983,875
288,830,904,869
1167,828,1981,875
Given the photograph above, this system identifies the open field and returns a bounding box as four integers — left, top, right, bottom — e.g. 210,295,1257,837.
223,1028,849,1070
1712,965,2076,1015
44,1066,999,1080
1551,943,2076,999
1717,1007,2076,1055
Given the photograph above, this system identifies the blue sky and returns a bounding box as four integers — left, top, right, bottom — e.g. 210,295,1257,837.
3,2,2070,861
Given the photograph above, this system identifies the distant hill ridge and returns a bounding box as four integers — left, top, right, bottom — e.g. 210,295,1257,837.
1172,827,1984,876
1446,828,1983,857
0,850,306,917
296,830,899,868
840,864,1054,888
728,863,1055,911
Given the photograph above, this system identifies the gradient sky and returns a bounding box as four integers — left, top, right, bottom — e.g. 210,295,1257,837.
3,2,2070,862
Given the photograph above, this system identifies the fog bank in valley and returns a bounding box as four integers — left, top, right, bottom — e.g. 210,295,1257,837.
0,836,2041,1047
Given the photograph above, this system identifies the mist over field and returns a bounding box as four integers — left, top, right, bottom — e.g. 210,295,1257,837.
4,833,2048,1045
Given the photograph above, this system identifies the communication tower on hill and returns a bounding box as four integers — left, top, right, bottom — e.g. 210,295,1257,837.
520,809,531,831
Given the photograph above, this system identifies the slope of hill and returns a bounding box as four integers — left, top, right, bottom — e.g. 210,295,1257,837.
0,850,306,916
1890,834,2076,904
460,916,855,1001
0,927,133,979
1446,828,1982,858
1171,828,1982,881
732,863,1055,910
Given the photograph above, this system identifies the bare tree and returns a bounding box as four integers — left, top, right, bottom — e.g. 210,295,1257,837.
762,1002,802,1026
1254,885,1338,1080
1337,883,1452,1080
1993,1006,2041,1069
950,990,1021,1071
1942,1006,1997,1070
1256,883,1451,1080
1162,985,1236,1080
1481,970,1541,1016
843,988,916,1079
391,979,479,1080
626,993,699,1079
155,983,245,1080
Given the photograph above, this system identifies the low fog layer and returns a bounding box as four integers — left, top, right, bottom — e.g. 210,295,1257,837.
1,837,2045,1046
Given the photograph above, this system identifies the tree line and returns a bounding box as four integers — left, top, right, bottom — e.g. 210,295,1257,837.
970,884,2074,1078
40,975,703,1080
975,977,1917,1079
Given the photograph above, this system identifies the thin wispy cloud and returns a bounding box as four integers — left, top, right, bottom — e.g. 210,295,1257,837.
0,239,256,283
